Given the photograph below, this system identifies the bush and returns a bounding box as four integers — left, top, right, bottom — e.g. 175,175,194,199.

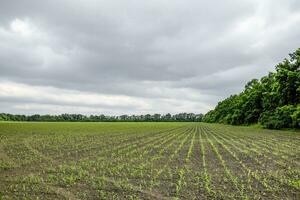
259,105,297,129
291,104,300,128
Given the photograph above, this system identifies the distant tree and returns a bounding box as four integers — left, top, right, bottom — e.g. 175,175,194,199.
0,112,203,122
153,114,161,122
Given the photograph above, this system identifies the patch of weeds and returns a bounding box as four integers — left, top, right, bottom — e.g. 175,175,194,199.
288,180,300,189
0,160,13,171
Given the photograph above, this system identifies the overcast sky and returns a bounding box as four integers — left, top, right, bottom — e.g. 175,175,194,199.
0,0,299,115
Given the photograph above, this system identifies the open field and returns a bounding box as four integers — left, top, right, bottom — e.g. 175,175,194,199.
0,122,299,199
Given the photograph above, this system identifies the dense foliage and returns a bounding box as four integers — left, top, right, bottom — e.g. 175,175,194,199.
0,113,203,122
203,48,300,129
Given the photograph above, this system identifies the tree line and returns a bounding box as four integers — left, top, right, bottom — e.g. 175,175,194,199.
0,113,203,122
203,48,300,129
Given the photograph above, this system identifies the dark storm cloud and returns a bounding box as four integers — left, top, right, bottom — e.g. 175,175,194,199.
0,0,299,114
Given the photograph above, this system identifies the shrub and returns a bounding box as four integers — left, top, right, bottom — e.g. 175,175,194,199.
259,105,297,129
291,104,300,128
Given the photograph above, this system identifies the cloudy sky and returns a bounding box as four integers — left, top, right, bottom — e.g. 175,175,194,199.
0,0,299,115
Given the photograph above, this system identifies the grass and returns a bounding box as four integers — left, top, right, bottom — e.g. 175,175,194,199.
0,122,299,199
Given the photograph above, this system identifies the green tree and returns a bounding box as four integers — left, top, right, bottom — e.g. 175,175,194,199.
204,48,300,129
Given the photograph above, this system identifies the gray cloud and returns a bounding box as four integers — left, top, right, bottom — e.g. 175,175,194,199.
0,0,299,114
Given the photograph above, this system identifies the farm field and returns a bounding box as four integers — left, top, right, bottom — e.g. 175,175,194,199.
0,122,299,199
